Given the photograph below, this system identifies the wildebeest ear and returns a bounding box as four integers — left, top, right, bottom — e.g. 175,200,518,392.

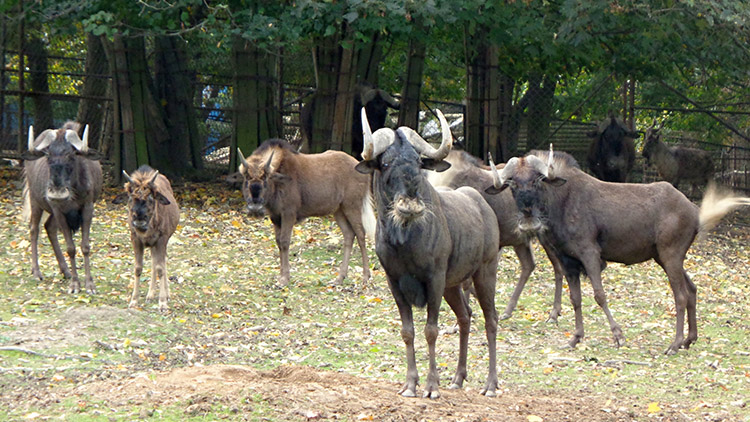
484,183,509,195
545,177,567,187
421,159,451,172
112,192,129,204
355,160,377,174
20,150,45,161
225,172,244,184
155,192,171,205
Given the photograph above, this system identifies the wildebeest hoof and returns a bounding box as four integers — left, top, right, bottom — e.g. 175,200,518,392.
481,388,497,397
422,389,440,399
128,300,139,309
159,302,169,313
399,387,417,398
448,383,461,390
499,311,512,321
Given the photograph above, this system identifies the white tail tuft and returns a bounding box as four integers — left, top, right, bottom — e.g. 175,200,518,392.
362,187,377,240
698,183,750,235
21,179,30,223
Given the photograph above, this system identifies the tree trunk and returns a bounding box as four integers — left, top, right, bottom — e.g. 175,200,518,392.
524,73,557,151
498,73,518,160
26,34,53,131
464,32,500,162
310,35,339,153
154,36,203,171
398,23,427,129
76,33,109,150
230,36,281,171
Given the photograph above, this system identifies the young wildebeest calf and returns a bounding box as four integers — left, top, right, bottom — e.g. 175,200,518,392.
114,166,180,311
356,109,500,398
22,123,102,294
487,146,750,354
237,139,374,286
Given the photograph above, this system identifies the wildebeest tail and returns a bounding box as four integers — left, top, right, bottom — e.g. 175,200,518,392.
21,178,30,223
698,183,750,235
362,187,376,240
399,274,427,308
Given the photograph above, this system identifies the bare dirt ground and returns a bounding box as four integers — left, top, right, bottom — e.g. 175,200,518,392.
73,364,645,422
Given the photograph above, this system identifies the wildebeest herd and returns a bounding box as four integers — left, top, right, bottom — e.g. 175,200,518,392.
20,113,750,399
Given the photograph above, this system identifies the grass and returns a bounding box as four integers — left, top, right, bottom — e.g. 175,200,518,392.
0,166,748,421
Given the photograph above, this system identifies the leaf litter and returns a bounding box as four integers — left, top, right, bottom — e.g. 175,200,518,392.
0,166,748,421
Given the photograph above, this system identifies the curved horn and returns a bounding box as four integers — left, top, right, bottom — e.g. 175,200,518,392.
81,124,90,152
360,86,377,105
35,130,56,151
396,109,452,160
361,107,396,160
27,126,35,151
65,129,84,151
149,170,160,184
264,150,275,174
489,156,520,189
378,89,400,108
122,170,134,184
526,155,550,178
237,148,250,170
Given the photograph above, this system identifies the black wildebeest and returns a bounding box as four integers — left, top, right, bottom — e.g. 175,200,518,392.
487,146,750,354
113,166,180,311
22,122,103,294
425,149,567,322
642,120,715,197
301,82,400,158
586,113,638,182
237,139,374,286
356,109,500,398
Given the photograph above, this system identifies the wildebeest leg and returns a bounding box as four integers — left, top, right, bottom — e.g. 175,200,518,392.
59,220,80,294
544,247,565,323
80,203,96,294
149,239,169,312
29,206,45,280
129,240,144,308
422,286,443,399
389,277,419,397
332,210,354,284
683,270,698,349
501,244,535,320
658,259,693,355
443,286,470,390
473,262,499,397
342,207,371,284
581,255,624,347
566,272,585,348
44,214,72,279
273,217,294,286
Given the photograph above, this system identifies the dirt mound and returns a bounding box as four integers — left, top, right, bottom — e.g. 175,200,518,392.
73,364,654,421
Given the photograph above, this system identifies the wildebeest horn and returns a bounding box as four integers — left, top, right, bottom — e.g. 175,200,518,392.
489,156,518,188
526,155,550,178
81,124,89,152
149,170,160,184
360,86,377,105
28,126,34,151
397,109,453,160
122,170,134,184
237,148,250,170
264,150,275,174
35,129,56,151
361,107,396,161
378,89,400,108
65,129,85,151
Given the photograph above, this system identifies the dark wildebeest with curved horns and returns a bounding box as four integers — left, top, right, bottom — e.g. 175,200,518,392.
487,145,750,354
22,122,103,294
586,113,638,182
237,139,375,286
425,149,568,322
356,109,500,398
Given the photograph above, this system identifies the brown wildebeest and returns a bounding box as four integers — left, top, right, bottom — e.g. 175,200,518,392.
113,166,180,311
487,146,750,354
22,122,102,294
356,109,500,398
642,119,715,197
237,138,374,286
